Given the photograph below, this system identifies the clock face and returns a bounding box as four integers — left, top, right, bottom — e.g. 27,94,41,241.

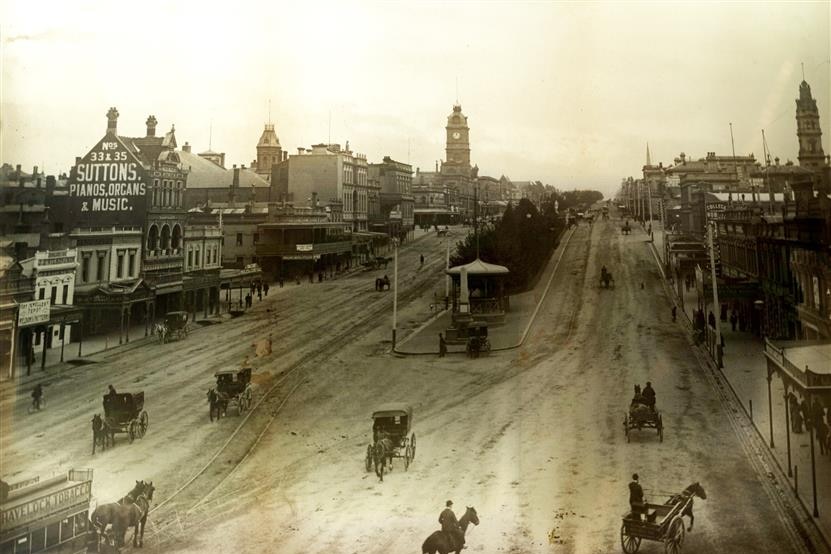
452,131,461,140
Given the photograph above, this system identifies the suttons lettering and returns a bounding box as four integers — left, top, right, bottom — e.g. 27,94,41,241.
74,162,138,183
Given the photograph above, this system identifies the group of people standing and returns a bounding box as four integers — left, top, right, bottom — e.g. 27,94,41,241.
244,281,269,309
789,394,830,455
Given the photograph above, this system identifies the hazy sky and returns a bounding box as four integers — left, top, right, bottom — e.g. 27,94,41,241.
2,1,829,198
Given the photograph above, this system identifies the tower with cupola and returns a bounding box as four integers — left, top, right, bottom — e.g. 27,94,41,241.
444,104,471,172
796,79,827,170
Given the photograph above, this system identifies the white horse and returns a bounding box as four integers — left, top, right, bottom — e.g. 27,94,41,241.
154,323,167,344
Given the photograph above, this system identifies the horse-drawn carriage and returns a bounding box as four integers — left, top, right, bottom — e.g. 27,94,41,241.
623,399,663,442
365,403,416,481
209,367,253,420
157,311,188,344
102,392,148,444
466,322,491,358
620,483,707,554
363,256,392,270
601,267,615,289
374,274,391,291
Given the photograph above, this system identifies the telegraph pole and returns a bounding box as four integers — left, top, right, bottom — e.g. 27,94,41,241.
708,221,722,368
392,237,399,348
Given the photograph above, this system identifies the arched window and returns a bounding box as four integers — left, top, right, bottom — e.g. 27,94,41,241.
147,224,159,252
160,224,171,253
171,224,182,252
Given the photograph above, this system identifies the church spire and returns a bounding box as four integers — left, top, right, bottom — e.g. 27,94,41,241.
646,143,652,167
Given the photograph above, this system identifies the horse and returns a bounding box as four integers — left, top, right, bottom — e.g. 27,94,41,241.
91,414,113,454
665,482,706,531
207,388,228,422
422,506,480,554
154,323,167,344
372,436,395,482
91,481,154,549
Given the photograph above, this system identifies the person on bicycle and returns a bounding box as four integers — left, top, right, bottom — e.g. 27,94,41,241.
31,384,44,410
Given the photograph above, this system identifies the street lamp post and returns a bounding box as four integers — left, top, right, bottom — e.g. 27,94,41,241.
392,237,399,348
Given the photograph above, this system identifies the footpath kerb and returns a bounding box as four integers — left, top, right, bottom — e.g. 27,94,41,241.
645,221,831,552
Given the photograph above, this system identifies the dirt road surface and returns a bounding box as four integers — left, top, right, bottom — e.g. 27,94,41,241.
1,221,820,554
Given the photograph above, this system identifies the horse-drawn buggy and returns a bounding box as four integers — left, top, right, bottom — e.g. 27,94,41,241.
101,391,148,445
157,311,189,344
601,266,615,289
374,274,391,291
208,367,253,420
466,322,491,358
623,386,662,442
620,483,707,554
365,403,416,481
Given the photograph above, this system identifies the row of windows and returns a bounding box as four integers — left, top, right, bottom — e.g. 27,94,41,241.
151,179,184,208
38,283,70,305
186,245,220,269
0,511,88,554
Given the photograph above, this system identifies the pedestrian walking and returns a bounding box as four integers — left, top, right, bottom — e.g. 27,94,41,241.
801,399,812,432
789,393,803,433
264,283,269,296
420,254,424,268
31,383,44,411
438,333,447,358
671,306,677,322
730,310,738,332
245,293,252,308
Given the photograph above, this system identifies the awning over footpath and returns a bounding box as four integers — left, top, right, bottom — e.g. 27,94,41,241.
764,339,831,400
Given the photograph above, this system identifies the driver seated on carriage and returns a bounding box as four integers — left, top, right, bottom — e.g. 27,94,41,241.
641,381,656,411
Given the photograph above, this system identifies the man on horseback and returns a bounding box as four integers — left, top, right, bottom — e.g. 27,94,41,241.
439,500,465,550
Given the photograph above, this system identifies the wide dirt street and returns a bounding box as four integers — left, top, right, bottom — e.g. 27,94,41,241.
2,219,819,554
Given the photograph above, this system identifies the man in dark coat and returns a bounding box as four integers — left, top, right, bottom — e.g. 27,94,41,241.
629,474,646,520
642,382,656,411
439,500,464,550
438,333,447,358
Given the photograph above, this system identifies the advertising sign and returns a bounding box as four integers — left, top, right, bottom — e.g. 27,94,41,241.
296,244,313,252
0,481,91,531
17,300,50,327
66,136,148,226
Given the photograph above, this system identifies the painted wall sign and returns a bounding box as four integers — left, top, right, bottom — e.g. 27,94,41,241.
17,300,50,327
0,481,91,531
296,244,313,252
66,136,148,226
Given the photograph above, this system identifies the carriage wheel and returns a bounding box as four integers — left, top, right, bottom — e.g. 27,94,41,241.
657,414,663,442
139,411,149,438
404,445,411,471
365,445,373,473
411,433,416,460
128,421,137,443
664,516,685,554
620,523,641,553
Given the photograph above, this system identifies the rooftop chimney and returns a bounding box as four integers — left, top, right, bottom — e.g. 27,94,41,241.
232,165,240,188
146,115,158,137
107,107,119,134
182,142,191,153
32,166,38,177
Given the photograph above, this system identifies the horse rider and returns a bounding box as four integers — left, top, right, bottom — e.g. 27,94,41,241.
629,473,646,520
439,500,464,550
642,382,656,411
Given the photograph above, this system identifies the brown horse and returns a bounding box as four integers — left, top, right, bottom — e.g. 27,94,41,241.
91,481,155,548
207,388,227,421
91,414,114,454
373,436,395,482
665,482,706,531
422,506,480,554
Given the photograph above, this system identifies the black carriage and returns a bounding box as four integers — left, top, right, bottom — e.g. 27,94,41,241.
365,403,416,475
620,493,692,554
103,392,148,444
466,322,491,358
215,367,253,415
623,403,663,442
160,311,189,343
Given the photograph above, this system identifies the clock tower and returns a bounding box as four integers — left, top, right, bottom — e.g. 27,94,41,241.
445,104,471,171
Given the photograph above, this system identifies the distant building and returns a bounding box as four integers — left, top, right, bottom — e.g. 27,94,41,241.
251,123,287,183
368,156,414,239
440,104,477,218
